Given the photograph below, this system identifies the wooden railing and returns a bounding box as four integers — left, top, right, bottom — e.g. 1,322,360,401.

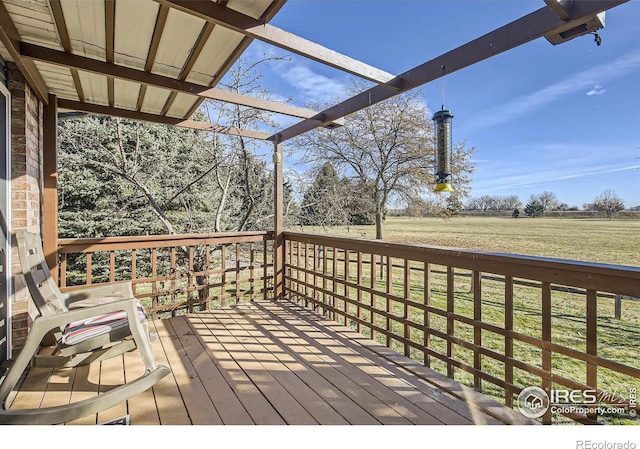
283,231,640,424
58,232,274,319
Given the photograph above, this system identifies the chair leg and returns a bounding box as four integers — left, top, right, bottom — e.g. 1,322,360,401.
0,317,51,409
125,302,157,373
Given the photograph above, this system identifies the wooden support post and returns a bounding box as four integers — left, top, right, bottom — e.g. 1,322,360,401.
273,137,284,301
43,94,58,281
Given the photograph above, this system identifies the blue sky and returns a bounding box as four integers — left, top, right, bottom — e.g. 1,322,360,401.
235,0,640,208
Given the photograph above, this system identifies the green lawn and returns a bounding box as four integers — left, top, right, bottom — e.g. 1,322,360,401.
298,215,640,266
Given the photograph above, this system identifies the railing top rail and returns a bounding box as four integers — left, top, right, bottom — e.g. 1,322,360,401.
58,231,274,253
283,231,640,297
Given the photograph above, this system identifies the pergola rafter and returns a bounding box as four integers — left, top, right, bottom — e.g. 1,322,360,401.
57,98,273,140
19,42,342,128
155,0,398,87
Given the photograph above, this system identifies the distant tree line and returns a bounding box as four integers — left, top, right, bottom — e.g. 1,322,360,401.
462,190,626,219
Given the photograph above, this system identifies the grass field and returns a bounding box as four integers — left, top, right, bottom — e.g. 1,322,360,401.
297,215,640,267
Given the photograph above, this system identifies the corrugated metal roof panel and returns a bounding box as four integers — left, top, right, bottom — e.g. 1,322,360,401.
186,26,244,86
33,60,78,100
77,71,108,106
114,78,140,110
226,0,274,20
166,93,199,119
114,0,159,70
60,0,106,61
140,86,171,115
151,8,205,80
4,1,62,51
2,0,287,124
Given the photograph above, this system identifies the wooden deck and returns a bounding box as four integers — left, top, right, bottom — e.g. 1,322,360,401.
7,300,534,425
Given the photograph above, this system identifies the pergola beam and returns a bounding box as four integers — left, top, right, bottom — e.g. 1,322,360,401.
20,42,342,127
272,0,628,142
57,99,272,140
155,0,398,87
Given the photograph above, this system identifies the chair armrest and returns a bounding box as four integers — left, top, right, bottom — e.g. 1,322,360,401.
65,281,135,309
39,297,142,332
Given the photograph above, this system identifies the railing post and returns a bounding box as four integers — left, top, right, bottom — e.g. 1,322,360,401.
423,262,431,368
344,249,350,325
446,266,455,379
541,282,552,424
504,275,514,408
321,244,327,317
273,137,284,301
615,294,622,320
404,259,410,358
357,251,363,333
473,270,482,392
586,289,598,420
385,255,392,348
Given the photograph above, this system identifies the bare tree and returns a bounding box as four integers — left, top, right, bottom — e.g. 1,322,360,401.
529,191,560,211
202,55,288,232
590,189,625,220
292,82,475,240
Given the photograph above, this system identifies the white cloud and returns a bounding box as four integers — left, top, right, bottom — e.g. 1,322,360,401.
586,85,606,96
473,164,640,193
467,49,640,130
471,141,640,193
281,64,348,104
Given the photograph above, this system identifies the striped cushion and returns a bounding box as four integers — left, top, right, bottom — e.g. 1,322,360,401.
62,302,147,346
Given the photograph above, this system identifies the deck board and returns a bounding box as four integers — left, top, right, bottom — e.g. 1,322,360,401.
153,318,222,425
162,318,253,424
7,300,534,425
231,304,456,425
257,302,487,424
211,307,415,424
66,364,99,425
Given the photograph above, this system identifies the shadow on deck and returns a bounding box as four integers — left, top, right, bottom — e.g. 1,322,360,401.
8,300,535,425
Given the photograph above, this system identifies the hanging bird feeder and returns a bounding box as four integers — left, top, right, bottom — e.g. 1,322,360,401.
433,108,454,193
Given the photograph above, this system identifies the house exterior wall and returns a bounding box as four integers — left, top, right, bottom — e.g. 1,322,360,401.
7,61,43,352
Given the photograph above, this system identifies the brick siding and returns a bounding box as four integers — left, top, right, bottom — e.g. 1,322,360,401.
7,61,43,352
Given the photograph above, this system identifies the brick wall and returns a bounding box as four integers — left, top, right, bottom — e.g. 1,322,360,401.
7,61,43,352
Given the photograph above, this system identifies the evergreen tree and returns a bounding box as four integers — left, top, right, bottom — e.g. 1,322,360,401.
524,200,544,218
299,162,344,226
